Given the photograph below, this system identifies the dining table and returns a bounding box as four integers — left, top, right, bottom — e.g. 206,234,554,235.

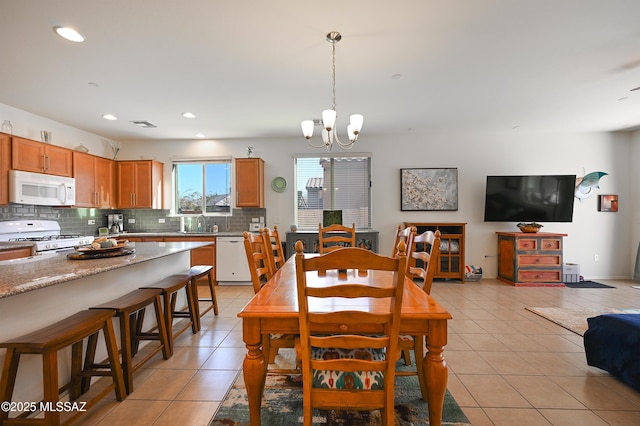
237,253,453,426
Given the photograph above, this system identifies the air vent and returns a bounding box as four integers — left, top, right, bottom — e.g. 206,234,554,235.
312,119,323,126
130,120,157,128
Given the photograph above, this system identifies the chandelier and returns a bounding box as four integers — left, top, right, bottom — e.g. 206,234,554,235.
301,31,363,150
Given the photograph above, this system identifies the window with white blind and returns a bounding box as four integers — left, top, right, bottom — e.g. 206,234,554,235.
173,160,232,215
295,154,371,230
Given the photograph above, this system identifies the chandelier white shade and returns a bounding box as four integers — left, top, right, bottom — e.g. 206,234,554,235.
301,32,363,150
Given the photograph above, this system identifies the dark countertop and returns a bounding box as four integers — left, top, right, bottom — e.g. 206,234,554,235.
0,241,213,300
114,231,246,238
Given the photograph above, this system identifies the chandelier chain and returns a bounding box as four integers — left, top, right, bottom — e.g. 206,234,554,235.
331,41,337,111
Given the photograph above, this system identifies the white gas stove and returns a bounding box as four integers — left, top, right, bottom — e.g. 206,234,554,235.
0,220,94,252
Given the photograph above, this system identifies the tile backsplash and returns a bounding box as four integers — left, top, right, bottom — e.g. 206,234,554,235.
0,204,266,236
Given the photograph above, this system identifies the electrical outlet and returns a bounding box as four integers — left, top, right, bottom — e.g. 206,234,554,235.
87,219,95,225
128,218,136,224
158,218,165,223
594,254,599,262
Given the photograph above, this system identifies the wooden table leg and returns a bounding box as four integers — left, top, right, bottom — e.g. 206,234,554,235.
424,319,448,426
243,318,266,426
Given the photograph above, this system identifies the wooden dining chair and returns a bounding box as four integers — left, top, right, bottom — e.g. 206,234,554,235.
243,231,274,294
242,230,296,365
261,225,285,274
391,224,416,258
391,224,416,362
318,222,356,254
408,229,441,294
294,240,407,425
397,230,440,397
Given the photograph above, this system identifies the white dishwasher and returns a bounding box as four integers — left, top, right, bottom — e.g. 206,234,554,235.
216,236,251,283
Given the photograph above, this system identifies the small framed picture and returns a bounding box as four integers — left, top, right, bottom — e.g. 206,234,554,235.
598,194,618,212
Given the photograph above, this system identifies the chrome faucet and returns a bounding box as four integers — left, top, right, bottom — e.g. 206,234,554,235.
196,215,205,233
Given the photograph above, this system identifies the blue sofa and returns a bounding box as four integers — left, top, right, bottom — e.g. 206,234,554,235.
584,314,640,392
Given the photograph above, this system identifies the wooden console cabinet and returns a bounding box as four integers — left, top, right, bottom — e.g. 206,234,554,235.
286,230,379,256
496,232,567,286
404,222,466,282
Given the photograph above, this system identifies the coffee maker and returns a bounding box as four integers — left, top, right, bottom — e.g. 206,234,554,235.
107,214,124,234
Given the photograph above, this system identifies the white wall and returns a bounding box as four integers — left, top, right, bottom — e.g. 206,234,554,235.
2,102,635,280
0,103,115,158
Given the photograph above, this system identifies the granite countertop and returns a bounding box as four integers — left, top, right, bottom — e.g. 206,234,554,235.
115,231,246,238
0,241,213,300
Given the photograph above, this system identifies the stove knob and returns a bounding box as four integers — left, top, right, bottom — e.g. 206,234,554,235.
52,243,59,249
44,243,51,250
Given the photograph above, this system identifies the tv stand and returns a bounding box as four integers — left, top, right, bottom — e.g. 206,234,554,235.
496,232,567,286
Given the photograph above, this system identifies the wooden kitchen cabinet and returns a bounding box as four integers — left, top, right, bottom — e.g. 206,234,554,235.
116,160,163,209
404,222,466,282
235,158,264,208
73,152,115,208
0,133,9,205
12,136,73,177
496,232,567,286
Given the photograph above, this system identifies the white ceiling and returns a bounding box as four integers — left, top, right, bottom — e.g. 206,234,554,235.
1,0,640,142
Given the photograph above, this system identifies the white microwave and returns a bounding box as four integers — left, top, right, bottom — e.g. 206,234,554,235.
9,170,76,206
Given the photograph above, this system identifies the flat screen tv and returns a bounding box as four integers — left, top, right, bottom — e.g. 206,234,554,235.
484,175,576,222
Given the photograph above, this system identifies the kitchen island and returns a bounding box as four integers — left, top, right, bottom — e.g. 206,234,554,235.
0,241,213,403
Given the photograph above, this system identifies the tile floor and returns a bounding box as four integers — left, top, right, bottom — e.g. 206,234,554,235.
72,279,640,425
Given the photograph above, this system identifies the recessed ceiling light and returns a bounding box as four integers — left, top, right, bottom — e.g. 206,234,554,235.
102,114,117,120
54,26,85,42
182,112,196,119
392,74,402,80
195,133,205,138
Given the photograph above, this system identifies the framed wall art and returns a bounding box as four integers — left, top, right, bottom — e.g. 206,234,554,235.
401,168,458,211
598,194,618,212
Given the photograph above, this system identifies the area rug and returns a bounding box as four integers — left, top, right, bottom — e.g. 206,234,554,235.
210,369,470,425
525,307,640,336
563,281,614,288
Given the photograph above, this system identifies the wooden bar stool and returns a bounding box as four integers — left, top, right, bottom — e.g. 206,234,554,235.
0,310,126,426
187,265,218,318
89,288,170,394
141,275,199,355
